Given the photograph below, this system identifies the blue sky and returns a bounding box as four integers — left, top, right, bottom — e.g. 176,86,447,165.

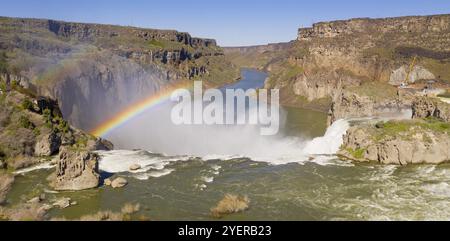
1,0,449,46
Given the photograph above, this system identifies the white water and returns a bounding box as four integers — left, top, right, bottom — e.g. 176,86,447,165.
97,118,352,177
13,161,55,175
98,106,416,177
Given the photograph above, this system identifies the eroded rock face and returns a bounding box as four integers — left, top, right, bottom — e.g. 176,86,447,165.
339,122,450,165
34,132,61,157
0,174,14,205
53,147,100,191
293,72,344,101
327,90,404,125
86,138,114,151
298,15,450,41
412,97,450,122
389,65,435,85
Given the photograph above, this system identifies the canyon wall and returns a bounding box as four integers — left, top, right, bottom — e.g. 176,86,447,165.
242,14,450,118
0,17,238,131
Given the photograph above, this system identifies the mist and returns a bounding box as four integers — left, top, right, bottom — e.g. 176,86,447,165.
103,97,351,165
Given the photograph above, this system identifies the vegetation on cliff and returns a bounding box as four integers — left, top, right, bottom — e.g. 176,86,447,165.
225,14,450,115
0,76,114,219
340,118,450,165
0,16,238,85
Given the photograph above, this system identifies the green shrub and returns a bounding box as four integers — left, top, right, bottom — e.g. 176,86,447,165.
0,82,6,93
42,109,52,123
148,39,165,48
18,115,34,129
32,128,41,136
21,98,34,111
54,116,70,133
10,80,18,89
346,148,366,159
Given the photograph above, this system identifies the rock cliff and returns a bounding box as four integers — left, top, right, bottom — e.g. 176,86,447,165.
412,97,450,122
339,118,450,165
0,82,112,191
298,15,450,45
227,14,450,117
0,17,238,130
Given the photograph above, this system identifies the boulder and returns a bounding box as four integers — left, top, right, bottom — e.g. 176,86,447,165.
52,147,100,191
27,194,46,204
129,164,141,171
34,132,61,156
52,197,73,209
103,178,112,186
111,177,128,188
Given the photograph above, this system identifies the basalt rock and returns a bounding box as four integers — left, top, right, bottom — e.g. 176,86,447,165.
339,120,450,165
298,15,450,41
53,147,100,191
327,89,406,125
111,177,128,188
0,16,238,131
389,65,435,85
0,174,14,205
34,131,61,157
412,97,450,122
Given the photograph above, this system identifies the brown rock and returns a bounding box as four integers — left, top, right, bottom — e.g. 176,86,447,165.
111,177,128,188
412,97,450,122
104,178,112,186
52,147,100,191
0,174,14,205
129,164,141,171
34,132,61,156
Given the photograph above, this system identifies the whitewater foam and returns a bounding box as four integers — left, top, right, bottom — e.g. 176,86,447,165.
96,118,352,179
96,149,190,179
14,162,55,175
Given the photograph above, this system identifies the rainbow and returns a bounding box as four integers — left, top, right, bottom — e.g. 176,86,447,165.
90,81,193,137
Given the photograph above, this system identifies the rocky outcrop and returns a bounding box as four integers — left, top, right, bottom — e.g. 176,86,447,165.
339,119,450,165
86,138,114,151
0,16,238,131
45,19,217,48
327,89,406,125
235,14,450,120
389,65,435,85
298,15,450,45
111,177,128,188
1,70,114,193
412,97,450,122
34,132,61,156
292,71,362,102
53,147,100,191
0,174,14,205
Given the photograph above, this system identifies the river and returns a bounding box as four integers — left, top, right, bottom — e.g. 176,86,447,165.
7,69,450,220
